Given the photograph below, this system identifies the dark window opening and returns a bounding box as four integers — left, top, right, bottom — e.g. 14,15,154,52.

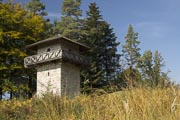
47,48,51,52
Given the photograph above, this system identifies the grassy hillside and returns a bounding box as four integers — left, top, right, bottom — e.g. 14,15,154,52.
0,88,180,120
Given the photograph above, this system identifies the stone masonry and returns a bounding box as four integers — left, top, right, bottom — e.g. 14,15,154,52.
24,36,89,98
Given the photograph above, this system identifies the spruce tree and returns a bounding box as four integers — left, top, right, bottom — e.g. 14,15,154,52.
100,23,120,82
81,3,120,91
81,3,104,91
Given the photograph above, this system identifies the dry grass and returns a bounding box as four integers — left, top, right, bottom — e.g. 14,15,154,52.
0,87,180,120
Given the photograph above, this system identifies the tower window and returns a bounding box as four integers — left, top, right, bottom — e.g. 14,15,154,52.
48,72,50,76
47,48,51,52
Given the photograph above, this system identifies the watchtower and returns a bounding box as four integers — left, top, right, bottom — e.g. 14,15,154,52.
24,36,89,97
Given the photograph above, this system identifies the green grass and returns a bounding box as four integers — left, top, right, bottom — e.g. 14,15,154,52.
0,87,180,120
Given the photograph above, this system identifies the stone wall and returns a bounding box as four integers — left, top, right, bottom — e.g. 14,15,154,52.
36,61,80,98
61,40,79,54
37,43,61,54
37,40,79,54
36,41,81,98
36,62,61,96
61,62,80,97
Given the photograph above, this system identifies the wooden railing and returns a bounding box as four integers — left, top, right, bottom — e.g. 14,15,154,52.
24,49,89,68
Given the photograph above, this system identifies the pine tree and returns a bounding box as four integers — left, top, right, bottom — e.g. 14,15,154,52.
137,50,170,87
53,0,83,41
25,0,53,37
137,50,153,81
25,0,47,16
153,51,164,86
122,24,141,87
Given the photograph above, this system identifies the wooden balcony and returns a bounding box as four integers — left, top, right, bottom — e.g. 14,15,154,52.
24,49,89,68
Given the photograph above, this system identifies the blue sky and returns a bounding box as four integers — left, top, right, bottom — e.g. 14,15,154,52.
16,0,180,83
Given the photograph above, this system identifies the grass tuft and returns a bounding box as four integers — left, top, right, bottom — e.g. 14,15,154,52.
0,87,180,120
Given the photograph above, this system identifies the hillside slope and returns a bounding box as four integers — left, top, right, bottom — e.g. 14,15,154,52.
0,88,180,120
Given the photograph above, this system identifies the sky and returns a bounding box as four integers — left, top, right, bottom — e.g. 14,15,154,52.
15,0,180,83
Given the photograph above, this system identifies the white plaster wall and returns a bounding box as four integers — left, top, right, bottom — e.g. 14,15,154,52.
37,41,79,54
36,62,61,96
61,41,79,54
37,43,61,54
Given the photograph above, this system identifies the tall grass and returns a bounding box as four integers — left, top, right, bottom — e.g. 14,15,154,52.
0,87,180,120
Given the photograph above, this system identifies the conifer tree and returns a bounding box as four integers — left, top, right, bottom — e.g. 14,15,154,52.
137,50,169,87
25,0,47,16
100,23,120,82
81,3,120,91
137,50,153,81
53,0,83,40
123,24,141,68
153,51,165,86
25,0,53,37
81,3,104,91
122,24,141,87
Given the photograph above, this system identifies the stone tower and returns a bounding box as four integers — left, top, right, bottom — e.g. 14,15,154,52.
24,36,89,97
